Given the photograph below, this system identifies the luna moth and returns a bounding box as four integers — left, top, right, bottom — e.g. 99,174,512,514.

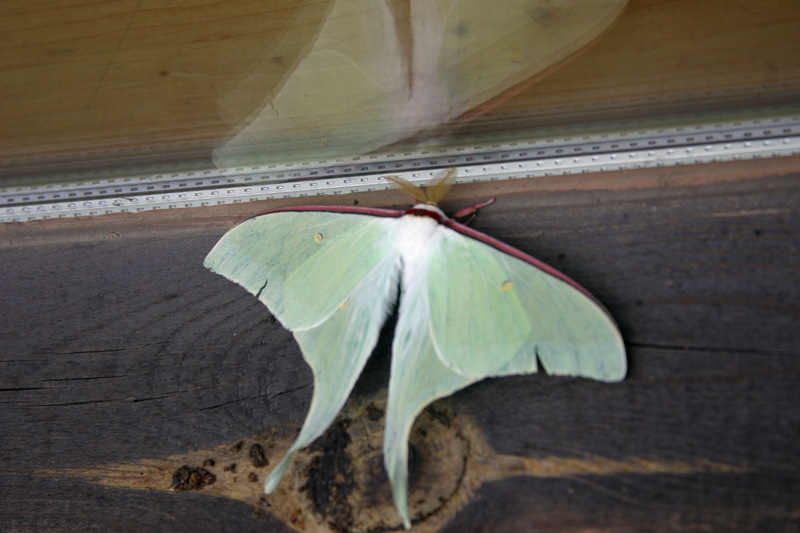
214,0,629,167
204,169,626,528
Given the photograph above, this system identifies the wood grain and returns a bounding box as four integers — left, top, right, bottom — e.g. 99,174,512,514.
1,0,799,174
2,157,799,531
2,0,799,529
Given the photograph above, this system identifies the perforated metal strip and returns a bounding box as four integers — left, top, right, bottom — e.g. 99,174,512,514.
2,112,799,223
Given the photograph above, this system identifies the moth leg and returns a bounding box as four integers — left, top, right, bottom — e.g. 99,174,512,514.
451,197,495,225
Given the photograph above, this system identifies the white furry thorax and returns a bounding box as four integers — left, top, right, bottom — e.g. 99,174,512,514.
395,203,446,269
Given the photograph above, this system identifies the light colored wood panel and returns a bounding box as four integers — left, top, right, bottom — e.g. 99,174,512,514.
0,0,798,167
0,0,305,160
497,0,800,118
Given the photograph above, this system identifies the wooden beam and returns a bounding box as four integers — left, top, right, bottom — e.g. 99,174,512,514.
2,157,799,531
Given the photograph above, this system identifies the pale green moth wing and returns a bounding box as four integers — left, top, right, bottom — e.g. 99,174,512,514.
382,221,625,528
204,210,398,330
427,224,626,381
267,252,400,491
204,209,403,492
205,196,626,528
383,264,483,529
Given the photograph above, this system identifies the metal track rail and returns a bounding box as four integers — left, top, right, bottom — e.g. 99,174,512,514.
2,111,799,223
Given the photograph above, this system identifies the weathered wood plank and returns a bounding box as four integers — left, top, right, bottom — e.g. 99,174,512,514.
2,159,798,531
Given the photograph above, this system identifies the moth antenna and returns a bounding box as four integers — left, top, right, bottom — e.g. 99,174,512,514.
384,175,430,203
426,168,457,204
385,168,458,205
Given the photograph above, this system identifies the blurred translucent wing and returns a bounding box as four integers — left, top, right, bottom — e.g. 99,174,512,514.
428,0,629,116
214,0,409,167
427,223,626,380
214,0,628,167
204,208,403,493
